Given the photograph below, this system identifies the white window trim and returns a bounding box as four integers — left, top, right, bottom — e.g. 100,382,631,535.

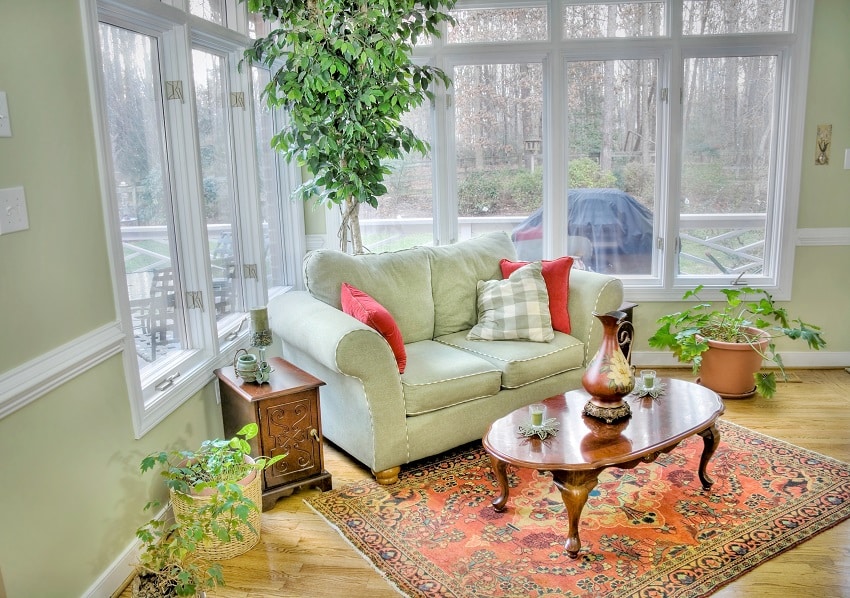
393,0,815,303
82,0,305,437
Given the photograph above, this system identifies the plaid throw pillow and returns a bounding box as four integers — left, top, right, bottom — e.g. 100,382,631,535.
467,261,554,342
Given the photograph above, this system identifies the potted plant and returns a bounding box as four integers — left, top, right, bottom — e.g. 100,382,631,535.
132,423,285,596
133,514,223,597
648,285,825,398
242,0,456,253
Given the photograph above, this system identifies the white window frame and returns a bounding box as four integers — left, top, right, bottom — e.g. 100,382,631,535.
82,0,303,437
370,0,813,302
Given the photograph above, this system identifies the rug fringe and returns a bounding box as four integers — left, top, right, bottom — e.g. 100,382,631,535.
304,500,410,597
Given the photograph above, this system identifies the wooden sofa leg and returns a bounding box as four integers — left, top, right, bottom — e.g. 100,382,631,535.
373,466,401,485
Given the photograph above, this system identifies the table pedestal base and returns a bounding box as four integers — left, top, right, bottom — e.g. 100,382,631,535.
582,400,632,423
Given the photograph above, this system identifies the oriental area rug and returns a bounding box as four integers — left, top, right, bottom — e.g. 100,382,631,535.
306,420,850,598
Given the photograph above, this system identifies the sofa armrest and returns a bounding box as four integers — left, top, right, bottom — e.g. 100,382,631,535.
268,291,409,473
269,291,402,379
566,269,624,364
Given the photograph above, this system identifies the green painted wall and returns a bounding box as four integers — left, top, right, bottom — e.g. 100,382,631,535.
0,1,114,370
0,1,847,596
0,2,223,597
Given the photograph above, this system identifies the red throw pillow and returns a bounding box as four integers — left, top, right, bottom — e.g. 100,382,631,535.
500,257,574,334
340,283,407,374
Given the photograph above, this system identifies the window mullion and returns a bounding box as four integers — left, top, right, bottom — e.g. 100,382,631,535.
228,49,266,311
163,26,218,359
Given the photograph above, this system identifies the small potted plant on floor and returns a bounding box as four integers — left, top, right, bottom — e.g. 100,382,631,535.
133,513,223,597
132,423,285,596
648,285,825,398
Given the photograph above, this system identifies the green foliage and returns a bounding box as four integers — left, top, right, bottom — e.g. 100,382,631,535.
648,286,826,398
135,424,286,596
568,157,617,188
457,169,544,215
458,171,502,215
242,0,456,251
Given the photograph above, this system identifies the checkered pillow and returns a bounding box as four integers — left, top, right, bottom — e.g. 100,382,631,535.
467,261,554,342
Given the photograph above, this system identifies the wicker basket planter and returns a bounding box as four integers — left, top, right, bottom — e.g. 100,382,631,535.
170,457,262,561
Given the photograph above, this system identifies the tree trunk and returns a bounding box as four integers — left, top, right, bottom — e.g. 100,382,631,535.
339,197,363,254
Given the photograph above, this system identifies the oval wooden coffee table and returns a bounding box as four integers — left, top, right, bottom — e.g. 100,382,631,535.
482,378,725,558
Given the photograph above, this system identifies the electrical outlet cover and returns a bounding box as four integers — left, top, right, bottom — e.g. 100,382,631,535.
0,186,29,234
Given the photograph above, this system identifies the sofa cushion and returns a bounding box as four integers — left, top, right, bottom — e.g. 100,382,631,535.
500,256,574,334
467,262,554,342
303,246,435,343
401,340,502,415
340,283,407,374
436,330,585,389
425,232,517,338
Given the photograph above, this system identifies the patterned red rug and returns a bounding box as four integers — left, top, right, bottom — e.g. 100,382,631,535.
307,420,850,597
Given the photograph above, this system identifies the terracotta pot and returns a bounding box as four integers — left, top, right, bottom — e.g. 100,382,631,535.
697,326,770,399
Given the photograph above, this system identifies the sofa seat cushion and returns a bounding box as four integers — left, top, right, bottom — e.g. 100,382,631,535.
401,340,502,416
435,331,585,389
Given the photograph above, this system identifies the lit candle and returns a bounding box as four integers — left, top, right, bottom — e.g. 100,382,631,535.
250,306,269,332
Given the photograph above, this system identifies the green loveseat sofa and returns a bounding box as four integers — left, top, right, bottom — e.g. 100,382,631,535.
268,232,623,484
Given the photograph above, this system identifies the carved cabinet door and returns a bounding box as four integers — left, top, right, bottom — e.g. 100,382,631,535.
259,389,323,489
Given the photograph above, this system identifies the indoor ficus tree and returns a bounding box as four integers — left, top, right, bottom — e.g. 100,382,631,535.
243,0,456,253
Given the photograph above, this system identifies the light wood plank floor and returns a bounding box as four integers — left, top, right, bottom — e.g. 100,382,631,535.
119,369,850,597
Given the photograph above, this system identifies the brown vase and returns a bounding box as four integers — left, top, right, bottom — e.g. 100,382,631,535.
697,326,770,399
581,311,635,422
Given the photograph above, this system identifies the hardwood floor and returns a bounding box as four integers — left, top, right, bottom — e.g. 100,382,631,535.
119,369,850,597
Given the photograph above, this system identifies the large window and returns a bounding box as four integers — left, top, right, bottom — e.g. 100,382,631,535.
89,0,301,436
363,0,811,298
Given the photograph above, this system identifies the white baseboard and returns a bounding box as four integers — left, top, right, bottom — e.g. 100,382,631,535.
86,539,139,598
84,505,171,598
631,350,850,369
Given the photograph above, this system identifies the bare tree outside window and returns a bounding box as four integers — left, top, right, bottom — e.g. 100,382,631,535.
679,55,776,276
563,2,665,38
683,0,788,35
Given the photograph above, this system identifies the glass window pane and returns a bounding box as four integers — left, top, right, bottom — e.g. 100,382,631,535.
563,2,665,39
189,0,224,25
683,0,788,35
251,66,289,290
564,59,657,275
448,7,547,43
679,56,775,276
454,63,543,255
99,23,187,369
192,48,242,326
359,102,434,252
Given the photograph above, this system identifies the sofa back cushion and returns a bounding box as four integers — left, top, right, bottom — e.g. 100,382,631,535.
426,232,517,338
303,246,435,343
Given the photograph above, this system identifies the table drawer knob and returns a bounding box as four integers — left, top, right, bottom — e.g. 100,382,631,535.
310,428,320,442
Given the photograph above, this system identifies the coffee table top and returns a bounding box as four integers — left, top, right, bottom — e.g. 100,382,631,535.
483,378,724,471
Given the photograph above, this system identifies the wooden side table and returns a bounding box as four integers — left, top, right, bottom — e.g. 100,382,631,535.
216,356,332,511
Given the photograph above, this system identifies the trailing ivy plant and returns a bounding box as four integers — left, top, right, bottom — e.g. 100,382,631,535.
242,0,456,253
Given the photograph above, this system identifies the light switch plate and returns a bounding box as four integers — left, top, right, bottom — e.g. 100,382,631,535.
0,92,11,137
0,186,29,235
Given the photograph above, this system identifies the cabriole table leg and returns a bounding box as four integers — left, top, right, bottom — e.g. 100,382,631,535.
697,423,721,490
552,469,601,558
488,454,510,511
